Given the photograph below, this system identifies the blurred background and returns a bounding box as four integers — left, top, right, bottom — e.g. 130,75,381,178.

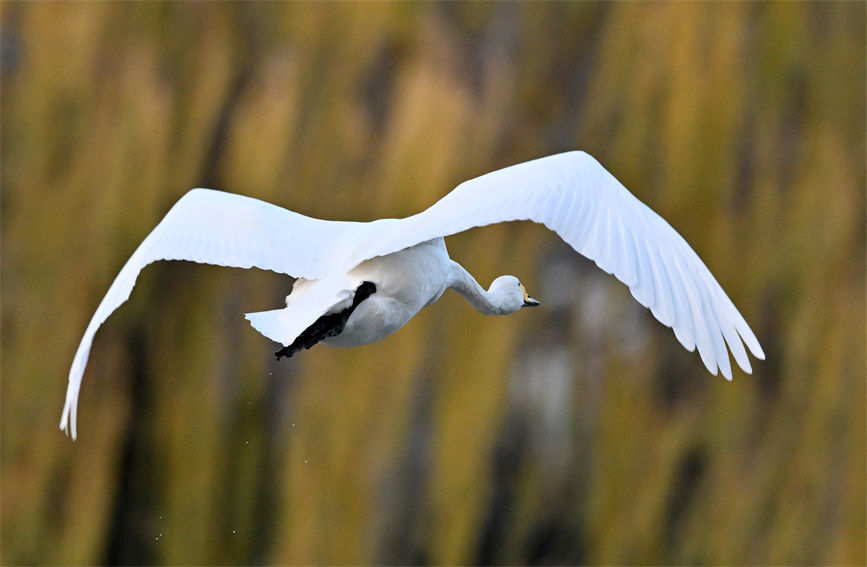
1,2,864,565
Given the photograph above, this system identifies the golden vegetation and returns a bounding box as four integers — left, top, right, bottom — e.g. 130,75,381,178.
1,2,864,564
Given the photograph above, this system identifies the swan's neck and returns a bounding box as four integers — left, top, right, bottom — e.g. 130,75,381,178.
448,262,509,316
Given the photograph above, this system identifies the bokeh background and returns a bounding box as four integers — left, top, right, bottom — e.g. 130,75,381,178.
1,2,864,565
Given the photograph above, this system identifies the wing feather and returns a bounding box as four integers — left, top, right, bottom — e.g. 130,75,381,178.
697,280,733,380
626,215,653,306
643,240,671,326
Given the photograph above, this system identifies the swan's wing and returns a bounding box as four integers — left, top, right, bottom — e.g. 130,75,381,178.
62,188,356,439
349,151,764,379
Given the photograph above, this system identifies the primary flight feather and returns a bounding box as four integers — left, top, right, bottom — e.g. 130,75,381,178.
61,151,764,439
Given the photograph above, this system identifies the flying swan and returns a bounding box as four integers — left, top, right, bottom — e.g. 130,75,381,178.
60,151,764,439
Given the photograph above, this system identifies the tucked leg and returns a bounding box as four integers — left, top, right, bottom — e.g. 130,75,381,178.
275,281,376,360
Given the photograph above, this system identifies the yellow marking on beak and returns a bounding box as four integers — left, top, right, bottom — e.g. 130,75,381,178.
520,283,540,307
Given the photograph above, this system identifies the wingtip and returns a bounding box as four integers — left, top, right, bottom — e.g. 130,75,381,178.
753,343,766,361
59,424,77,442
59,392,78,441
59,419,77,441
738,323,766,361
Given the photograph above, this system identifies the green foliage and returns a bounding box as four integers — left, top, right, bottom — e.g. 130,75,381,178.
1,2,864,564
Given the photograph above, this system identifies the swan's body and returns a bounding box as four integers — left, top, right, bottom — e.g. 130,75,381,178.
249,237,536,356
331,238,452,345
61,151,764,439
253,238,454,352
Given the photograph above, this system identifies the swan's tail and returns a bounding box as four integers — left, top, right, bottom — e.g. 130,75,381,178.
245,276,354,346
245,309,290,344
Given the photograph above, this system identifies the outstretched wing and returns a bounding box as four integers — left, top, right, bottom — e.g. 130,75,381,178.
61,188,357,439
347,151,765,379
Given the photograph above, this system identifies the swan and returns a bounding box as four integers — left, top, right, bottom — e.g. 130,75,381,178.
60,151,764,439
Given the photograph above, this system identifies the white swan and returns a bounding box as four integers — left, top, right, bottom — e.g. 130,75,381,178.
60,151,764,439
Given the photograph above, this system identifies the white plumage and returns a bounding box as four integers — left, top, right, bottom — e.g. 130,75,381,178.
61,151,764,439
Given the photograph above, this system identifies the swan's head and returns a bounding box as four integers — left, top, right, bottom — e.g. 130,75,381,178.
489,275,540,314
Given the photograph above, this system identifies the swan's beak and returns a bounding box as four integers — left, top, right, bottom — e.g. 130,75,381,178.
519,283,539,307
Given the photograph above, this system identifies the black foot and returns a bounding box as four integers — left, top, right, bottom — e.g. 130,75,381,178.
274,281,377,362
276,341,317,360
275,345,296,360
